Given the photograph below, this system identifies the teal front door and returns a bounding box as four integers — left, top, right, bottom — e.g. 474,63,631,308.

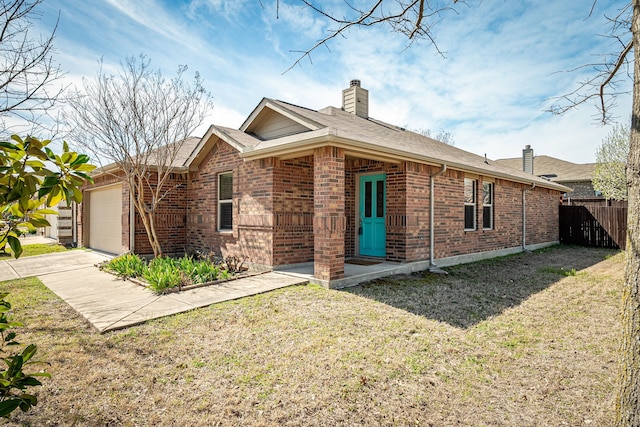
359,174,386,257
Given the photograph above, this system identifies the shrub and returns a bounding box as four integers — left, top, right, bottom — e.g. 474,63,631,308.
189,260,220,283
143,257,182,294
103,253,147,278
223,255,247,274
102,253,234,294
0,293,50,417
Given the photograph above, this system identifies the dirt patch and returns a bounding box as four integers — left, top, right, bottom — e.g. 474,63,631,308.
2,245,622,426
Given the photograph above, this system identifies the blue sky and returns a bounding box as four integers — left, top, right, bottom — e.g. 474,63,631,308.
34,0,632,163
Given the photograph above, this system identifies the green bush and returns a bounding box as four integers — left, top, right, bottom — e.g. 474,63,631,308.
103,253,234,294
103,253,147,278
0,293,50,417
143,257,183,294
189,260,220,283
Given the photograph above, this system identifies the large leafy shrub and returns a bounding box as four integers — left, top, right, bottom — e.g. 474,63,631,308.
0,293,49,418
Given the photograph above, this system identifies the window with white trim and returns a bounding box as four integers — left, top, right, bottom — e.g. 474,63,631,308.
218,172,233,231
464,178,476,230
483,182,494,230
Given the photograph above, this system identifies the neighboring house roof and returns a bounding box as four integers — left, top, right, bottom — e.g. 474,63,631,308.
188,98,569,192
495,155,596,183
170,137,202,168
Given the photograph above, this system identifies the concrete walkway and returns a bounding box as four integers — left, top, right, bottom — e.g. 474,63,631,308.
0,250,307,333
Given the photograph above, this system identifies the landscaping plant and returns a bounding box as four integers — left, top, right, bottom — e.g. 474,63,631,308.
143,258,183,294
102,253,147,278
0,293,49,418
186,258,220,283
104,253,234,294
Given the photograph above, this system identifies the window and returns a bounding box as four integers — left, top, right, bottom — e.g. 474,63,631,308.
464,178,476,230
483,182,494,230
218,172,233,231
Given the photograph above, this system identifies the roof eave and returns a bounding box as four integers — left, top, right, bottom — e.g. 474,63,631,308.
186,125,248,170
240,98,325,133
241,134,570,192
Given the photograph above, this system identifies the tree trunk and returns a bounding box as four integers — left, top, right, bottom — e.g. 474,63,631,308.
146,209,163,258
616,1,640,425
130,178,163,258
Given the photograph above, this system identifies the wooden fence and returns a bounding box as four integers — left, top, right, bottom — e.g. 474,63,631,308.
559,205,627,250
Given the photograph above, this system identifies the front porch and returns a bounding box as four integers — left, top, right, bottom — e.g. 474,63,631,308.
276,258,434,289
269,146,436,284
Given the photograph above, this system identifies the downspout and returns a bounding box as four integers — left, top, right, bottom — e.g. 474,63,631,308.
429,164,447,273
522,183,536,251
72,201,77,247
129,179,135,253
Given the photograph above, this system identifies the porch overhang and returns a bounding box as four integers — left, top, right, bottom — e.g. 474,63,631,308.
240,131,571,193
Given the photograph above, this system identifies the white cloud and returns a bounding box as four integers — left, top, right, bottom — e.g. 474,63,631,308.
25,0,634,166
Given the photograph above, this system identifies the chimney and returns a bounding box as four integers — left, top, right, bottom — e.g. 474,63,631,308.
522,145,534,175
342,79,369,118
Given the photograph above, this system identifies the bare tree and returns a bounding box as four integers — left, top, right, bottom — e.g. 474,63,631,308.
0,0,64,134
295,1,639,424
411,127,455,145
65,55,213,258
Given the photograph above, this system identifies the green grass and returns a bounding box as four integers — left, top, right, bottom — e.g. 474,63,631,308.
540,266,579,276
0,245,623,426
0,243,71,258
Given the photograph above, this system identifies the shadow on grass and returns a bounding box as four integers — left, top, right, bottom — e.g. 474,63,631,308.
343,245,619,329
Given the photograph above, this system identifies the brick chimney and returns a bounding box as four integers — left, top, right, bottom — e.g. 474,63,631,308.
522,145,534,175
342,79,369,118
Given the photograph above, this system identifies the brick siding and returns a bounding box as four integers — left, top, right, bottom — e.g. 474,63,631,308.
133,173,188,255
81,141,561,275
273,156,314,265
562,180,598,199
313,146,345,280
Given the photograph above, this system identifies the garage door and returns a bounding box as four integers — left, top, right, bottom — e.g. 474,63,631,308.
88,185,122,254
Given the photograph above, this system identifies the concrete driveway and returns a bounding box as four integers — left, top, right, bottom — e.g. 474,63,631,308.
0,250,111,279
0,249,307,333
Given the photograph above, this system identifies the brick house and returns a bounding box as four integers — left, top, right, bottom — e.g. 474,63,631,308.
80,81,568,288
496,147,602,204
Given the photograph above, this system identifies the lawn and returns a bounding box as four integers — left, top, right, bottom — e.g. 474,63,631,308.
0,242,71,258
1,245,622,426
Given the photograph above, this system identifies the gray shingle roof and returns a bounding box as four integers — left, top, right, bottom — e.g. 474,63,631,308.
233,99,569,191
495,155,596,182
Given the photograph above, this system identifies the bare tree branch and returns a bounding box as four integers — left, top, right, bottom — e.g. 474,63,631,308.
64,55,213,257
600,40,633,121
0,0,66,134
284,0,462,73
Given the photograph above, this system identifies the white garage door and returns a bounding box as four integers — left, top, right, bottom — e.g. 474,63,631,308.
88,185,122,254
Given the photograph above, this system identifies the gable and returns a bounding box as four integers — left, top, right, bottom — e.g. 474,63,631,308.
244,107,313,140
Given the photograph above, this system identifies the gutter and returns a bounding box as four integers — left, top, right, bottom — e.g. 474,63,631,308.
429,164,448,274
240,133,570,193
522,183,536,250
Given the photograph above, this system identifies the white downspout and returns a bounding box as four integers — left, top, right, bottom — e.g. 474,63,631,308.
129,180,135,253
522,183,536,251
429,164,447,272
72,201,77,246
